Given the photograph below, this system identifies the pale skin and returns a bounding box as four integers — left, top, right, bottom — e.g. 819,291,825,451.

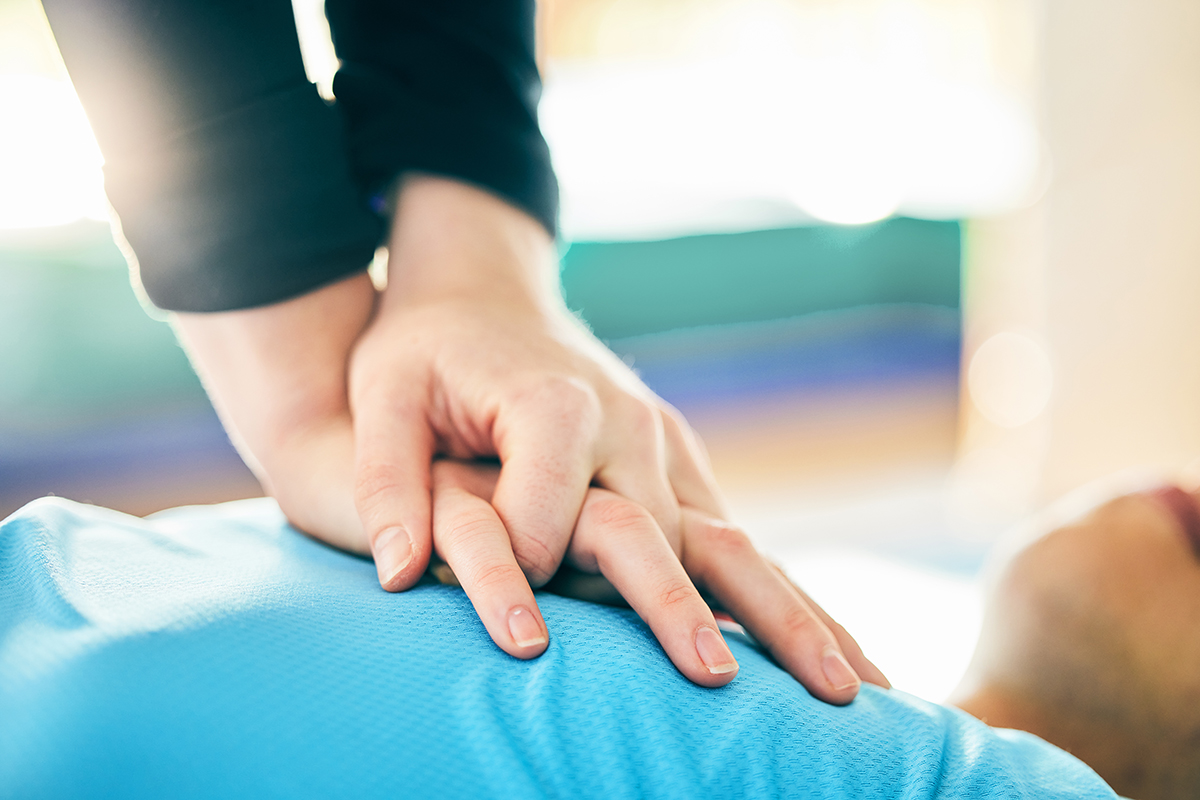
173,174,888,696
950,483,1200,799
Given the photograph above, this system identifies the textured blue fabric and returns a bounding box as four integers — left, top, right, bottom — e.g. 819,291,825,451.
0,497,1115,799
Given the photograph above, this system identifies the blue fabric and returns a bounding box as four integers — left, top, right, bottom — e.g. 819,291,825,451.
0,497,1115,799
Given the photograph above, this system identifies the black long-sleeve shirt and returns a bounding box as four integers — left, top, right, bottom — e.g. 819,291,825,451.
41,0,558,311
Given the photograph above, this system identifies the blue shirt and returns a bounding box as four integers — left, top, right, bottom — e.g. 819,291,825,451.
0,497,1115,799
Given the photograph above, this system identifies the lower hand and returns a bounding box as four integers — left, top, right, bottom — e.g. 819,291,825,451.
429,459,889,696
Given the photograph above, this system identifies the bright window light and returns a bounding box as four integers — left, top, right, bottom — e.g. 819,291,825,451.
542,0,1042,240
0,0,1040,238
0,74,107,230
782,549,983,703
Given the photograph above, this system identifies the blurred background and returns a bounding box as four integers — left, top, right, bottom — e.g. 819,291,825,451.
2,0,1198,702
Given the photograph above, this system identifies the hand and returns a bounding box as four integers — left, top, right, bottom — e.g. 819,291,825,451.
429,459,890,696
342,175,885,697
174,174,887,699
349,175,725,590
172,272,373,554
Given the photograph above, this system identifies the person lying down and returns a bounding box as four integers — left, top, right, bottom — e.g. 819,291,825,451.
951,483,1200,800
1,471,1194,798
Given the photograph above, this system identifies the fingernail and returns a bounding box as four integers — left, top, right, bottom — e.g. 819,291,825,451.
695,626,738,675
374,526,413,585
508,606,547,648
822,647,860,691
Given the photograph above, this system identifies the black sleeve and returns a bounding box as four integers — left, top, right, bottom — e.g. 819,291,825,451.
325,0,558,237
41,0,558,312
41,0,384,312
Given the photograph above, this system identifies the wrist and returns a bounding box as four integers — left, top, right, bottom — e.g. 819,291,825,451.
381,174,562,315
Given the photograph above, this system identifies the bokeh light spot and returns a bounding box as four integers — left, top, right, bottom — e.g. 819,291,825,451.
968,331,1053,428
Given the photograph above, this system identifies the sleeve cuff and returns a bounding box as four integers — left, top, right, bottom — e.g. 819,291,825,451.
104,82,384,312
332,63,559,238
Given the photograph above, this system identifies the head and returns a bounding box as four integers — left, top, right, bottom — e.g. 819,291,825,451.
953,485,1200,799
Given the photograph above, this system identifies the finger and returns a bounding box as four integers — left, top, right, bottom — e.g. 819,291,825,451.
432,461,549,659
593,400,683,552
571,489,738,688
352,374,436,592
424,460,503,586
424,462,501,585
659,404,729,520
490,378,601,586
451,460,627,608
680,508,863,704
769,562,891,689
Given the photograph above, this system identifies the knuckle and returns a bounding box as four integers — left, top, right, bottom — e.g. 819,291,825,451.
513,376,603,448
780,603,824,643
659,404,690,437
618,398,661,439
685,517,751,577
662,406,714,462
586,495,656,540
511,536,561,587
534,376,603,419
653,577,698,611
441,509,497,551
467,559,527,593
354,463,400,509
698,518,752,554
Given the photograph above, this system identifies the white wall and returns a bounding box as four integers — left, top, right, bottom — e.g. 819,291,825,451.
957,0,1200,525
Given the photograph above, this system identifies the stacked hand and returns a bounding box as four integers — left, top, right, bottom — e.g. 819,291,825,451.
174,175,888,698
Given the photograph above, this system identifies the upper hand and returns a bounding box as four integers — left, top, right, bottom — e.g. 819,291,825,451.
348,175,723,595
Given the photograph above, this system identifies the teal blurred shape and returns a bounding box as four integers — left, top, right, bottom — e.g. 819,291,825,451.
560,218,961,340
0,217,960,431
0,220,204,432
